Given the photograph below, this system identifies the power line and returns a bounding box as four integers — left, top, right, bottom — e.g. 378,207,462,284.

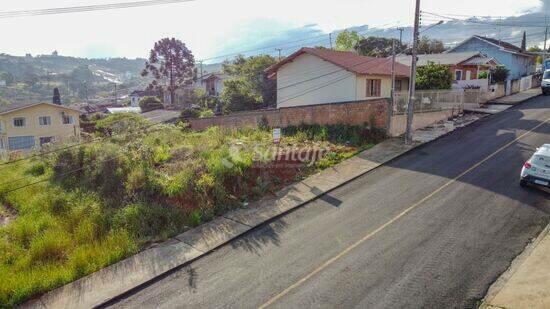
0,0,196,19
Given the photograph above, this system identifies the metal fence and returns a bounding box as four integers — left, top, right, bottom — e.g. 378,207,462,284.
392,89,487,115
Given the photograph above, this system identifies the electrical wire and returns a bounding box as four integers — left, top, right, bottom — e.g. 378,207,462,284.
0,0,196,19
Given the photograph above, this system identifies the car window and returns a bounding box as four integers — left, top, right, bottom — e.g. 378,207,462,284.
544,72,550,79
533,155,550,166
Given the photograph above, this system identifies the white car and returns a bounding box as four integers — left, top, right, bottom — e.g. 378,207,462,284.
520,144,550,188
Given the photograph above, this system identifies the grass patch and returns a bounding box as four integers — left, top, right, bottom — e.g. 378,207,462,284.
0,115,385,306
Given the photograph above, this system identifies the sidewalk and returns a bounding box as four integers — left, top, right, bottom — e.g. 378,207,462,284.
482,225,550,309
489,88,542,105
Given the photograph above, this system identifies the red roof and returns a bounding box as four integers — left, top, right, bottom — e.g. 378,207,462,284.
266,47,410,78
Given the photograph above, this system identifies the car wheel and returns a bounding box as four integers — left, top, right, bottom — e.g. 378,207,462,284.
520,179,528,187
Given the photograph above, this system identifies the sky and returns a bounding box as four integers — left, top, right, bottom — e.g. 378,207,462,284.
0,0,543,61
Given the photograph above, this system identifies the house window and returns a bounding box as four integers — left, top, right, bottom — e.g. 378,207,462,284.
62,114,74,125
0,138,4,149
13,117,26,127
8,136,35,150
39,136,54,146
366,79,382,97
395,80,404,92
455,70,463,81
39,116,52,126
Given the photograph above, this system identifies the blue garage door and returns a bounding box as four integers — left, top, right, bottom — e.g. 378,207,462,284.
8,136,35,150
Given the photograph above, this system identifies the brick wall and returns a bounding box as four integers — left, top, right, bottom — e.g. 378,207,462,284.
187,99,389,131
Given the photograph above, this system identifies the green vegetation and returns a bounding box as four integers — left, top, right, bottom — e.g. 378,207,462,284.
221,55,278,111
139,96,164,112
416,62,453,90
491,66,510,83
0,115,384,307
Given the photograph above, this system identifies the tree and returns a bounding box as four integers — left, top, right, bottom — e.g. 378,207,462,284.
355,37,407,57
416,62,453,90
221,54,278,111
53,88,61,105
335,30,363,51
142,38,197,106
0,72,14,86
521,31,527,51
417,36,446,54
491,66,510,83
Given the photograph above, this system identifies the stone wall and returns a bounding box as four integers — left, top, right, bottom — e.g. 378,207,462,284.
187,99,389,131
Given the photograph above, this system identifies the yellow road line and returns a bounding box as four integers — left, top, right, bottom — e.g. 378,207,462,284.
259,117,550,309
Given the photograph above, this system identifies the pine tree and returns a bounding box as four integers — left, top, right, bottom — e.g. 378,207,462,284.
521,31,527,51
53,88,61,105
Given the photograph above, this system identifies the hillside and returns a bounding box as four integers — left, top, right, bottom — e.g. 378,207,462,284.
0,53,147,106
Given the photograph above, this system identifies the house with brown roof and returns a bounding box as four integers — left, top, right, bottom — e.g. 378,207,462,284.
266,48,410,108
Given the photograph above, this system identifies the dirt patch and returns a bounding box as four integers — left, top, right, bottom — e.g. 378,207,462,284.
0,204,17,227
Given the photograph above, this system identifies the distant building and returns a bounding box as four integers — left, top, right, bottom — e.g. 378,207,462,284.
0,102,81,152
395,51,499,91
265,47,410,108
199,73,228,97
446,36,536,81
129,90,159,107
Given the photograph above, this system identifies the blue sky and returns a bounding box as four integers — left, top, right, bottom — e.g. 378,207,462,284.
0,0,542,60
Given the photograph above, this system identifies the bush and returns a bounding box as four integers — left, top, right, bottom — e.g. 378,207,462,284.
416,62,453,90
491,66,510,83
181,108,200,119
478,71,489,79
139,96,164,112
199,109,215,118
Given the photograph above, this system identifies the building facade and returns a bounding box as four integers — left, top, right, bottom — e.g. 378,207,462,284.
446,36,536,81
0,103,81,152
266,48,410,108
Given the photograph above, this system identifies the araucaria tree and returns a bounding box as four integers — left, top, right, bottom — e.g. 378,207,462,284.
142,38,197,105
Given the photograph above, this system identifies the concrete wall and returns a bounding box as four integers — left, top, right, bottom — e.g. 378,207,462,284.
188,99,389,131
452,79,490,91
389,109,457,137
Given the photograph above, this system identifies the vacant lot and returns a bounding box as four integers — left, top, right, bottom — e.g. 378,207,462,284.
0,114,384,307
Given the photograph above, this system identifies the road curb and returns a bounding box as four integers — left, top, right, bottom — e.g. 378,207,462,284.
23,114,493,309
481,223,550,309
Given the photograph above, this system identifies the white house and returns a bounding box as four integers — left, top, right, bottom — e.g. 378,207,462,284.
266,48,410,108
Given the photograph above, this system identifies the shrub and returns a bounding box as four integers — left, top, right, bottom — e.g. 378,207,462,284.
181,108,200,119
26,162,46,176
199,109,215,118
478,71,489,79
139,96,164,112
491,66,509,83
112,203,185,241
94,113,150,138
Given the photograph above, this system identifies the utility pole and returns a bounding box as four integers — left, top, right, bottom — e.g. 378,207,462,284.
545,14,549,56
114,83,118,105
199,60,204,85
405,0,421,145
397,27,405,46
389,39,396,132
275,48,283,60
329,33,334,50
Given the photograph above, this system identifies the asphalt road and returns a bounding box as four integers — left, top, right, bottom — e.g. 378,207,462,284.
107,96,550,309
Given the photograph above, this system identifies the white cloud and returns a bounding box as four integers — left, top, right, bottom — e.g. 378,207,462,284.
0,0,542,59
